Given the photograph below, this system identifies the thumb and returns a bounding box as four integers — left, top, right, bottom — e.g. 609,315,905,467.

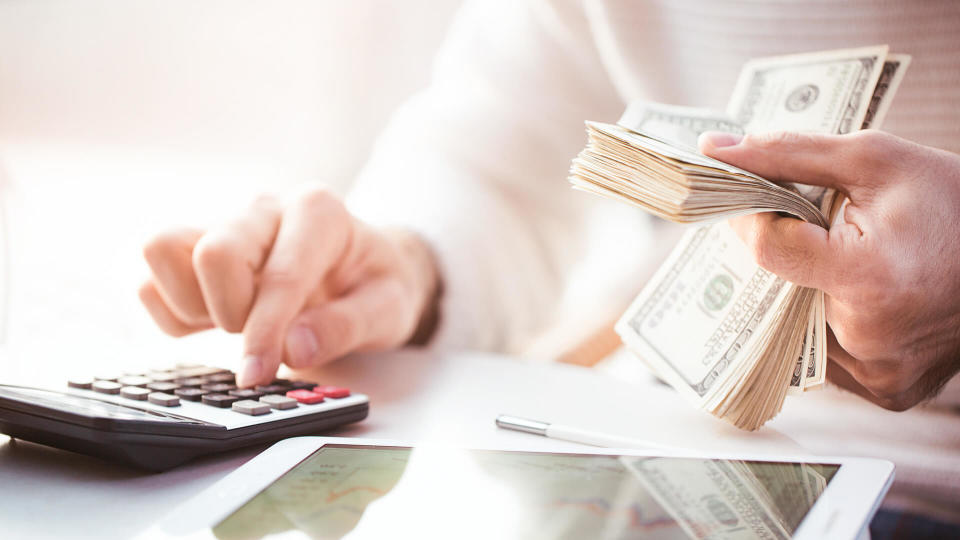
698,130,884,198
728,212,840,291
283,278,416,369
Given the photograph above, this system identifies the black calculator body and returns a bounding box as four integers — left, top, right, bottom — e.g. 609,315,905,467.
0,365,368,471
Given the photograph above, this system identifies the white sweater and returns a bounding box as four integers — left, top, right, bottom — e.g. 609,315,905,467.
348,0,960,521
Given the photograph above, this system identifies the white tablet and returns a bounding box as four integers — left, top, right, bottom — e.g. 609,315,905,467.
145,436,893,540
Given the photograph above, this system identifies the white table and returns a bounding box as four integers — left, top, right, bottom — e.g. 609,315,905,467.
0,349,818,540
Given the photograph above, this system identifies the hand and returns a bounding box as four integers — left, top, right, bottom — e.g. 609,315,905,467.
139,188,440,387
699,130,960,411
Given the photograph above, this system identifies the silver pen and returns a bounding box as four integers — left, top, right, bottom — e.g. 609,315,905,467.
496,414,687,453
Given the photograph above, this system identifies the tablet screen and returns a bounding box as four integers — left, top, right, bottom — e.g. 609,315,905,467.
213,444,838,540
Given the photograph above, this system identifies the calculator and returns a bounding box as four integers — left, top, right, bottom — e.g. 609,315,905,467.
0,364,369,471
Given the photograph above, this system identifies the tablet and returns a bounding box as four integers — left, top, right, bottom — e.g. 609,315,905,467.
147,436,893,540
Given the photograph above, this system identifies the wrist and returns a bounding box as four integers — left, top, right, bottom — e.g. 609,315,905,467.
385,229,443,345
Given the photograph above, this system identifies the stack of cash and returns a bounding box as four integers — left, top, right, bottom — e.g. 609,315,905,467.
570,46,910,430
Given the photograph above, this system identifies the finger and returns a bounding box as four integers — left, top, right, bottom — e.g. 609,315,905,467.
238,189,354,387
698,130,895,197
825,358,884,405
727,212,839,290
824,325,862,380
193,195,282,332
138,280,211,337
826,326,910,410
284,278,415,368
142,227,212,327
826,326,949,411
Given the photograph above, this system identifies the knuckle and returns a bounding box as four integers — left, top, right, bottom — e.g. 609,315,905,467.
850,129,888,147
876,392,913,412
298,186,337,210
192,235,240,273
846,129,900,173
142,230,182,264
297,187,350,220
257,268,303,291
857,367,914,410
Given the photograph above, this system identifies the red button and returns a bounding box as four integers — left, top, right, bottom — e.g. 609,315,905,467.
286,389,325,404
313,385,350,398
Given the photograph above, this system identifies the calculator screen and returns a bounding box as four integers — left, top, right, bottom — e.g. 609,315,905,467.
213,444,838,540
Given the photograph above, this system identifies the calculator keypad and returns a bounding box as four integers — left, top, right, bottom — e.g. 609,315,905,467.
68,366,353,421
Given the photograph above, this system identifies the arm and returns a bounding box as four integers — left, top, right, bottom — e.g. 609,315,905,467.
139,0,626,385
347,0,623,351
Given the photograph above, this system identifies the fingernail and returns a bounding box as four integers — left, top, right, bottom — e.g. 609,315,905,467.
285,325,319,367
238,355,262,387
699,131,744,149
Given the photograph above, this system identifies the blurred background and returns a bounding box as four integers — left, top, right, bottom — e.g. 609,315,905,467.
0,0,648,381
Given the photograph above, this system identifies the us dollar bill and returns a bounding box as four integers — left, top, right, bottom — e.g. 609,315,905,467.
622,457,793,539
618,101,744,153
614,46,895,427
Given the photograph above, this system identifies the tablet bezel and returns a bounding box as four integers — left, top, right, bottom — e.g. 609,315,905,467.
149,436,894,540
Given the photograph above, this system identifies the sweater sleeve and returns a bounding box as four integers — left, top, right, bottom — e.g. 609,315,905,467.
346,0,628,352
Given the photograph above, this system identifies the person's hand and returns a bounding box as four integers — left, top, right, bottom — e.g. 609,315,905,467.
699,130,960,411
139,188,440,387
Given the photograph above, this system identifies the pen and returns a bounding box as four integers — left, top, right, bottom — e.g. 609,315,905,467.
495,414,688,454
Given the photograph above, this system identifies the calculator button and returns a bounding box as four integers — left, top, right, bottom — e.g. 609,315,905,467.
148,372,178,383
67,377,94,390
92,381,122,395
117,376,152,387
203,373,236,384
94,374,119,382
202,394,239,408
229,389,263,400
176,377,205,388
201,383,237,393
146,382,180,393
120,386,151,401
174,388,209,401
313,386,350,398
288,381,316,391
260,395,298,410
148,392,181,407
232,400,271,416
286,389,325,404
255,384,289,395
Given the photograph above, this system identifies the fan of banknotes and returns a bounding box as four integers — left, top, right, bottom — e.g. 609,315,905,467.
569,45,910,430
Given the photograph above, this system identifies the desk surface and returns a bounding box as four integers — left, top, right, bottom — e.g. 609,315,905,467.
0,349,810,540
4,349,960,538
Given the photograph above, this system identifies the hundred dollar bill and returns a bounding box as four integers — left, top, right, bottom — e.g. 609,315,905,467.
622,457,792,540
609,46,898,428
731,47,909,391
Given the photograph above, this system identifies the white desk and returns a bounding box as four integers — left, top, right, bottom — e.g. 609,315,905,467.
0,349,813,540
